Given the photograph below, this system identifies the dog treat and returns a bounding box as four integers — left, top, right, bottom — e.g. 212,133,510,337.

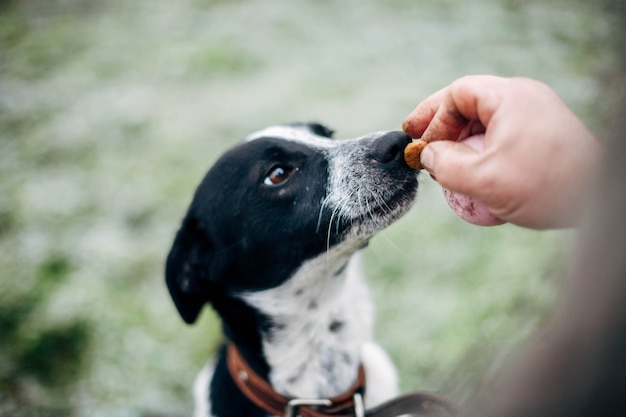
404,140,428,170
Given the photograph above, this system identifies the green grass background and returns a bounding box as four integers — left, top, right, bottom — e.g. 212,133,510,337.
0,0,622,415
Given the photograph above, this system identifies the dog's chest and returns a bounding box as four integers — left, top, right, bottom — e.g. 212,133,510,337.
239,250,374,399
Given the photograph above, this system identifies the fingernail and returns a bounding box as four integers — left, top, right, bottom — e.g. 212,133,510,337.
420,145,434,170
402,122,409,133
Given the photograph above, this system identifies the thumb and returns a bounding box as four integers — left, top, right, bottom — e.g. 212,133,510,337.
420,139,484,197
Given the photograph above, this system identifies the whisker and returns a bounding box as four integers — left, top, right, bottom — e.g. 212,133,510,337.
317,183,352,233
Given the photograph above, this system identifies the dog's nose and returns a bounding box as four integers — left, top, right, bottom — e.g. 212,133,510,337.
370,131,412,164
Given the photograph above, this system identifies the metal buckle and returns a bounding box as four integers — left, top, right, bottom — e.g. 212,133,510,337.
285,398,333,417
353,393,365,417
284,393,365,417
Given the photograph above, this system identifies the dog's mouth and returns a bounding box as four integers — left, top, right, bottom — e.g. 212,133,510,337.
317,133,420,241
349,184,416,228
319,174,417,240
355,184,413,217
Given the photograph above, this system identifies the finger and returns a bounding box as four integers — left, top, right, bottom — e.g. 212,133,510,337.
420,90,469,143
421,75,506,142
420,139,484,197
402,88,447,139
459,120,486,140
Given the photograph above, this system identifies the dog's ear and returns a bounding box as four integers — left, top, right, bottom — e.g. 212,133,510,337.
305,123,334,138
289,122,334,139
165,215,224,324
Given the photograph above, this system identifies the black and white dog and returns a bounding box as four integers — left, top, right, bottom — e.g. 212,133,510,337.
166,123,419,417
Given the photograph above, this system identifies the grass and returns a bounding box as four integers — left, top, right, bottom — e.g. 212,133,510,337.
0,0,620,415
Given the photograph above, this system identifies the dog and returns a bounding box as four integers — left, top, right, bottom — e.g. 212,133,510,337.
166,123,419,417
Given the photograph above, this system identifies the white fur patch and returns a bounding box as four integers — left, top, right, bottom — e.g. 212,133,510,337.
239,241,398,407
193,363,214,417
360,342,400,407
245,126,336,148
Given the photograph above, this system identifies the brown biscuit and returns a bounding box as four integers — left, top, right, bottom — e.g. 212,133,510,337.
404,140,428,170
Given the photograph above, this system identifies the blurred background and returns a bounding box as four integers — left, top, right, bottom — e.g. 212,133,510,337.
0,0,622,416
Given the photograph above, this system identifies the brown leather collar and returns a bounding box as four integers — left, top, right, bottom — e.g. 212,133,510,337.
227,343,365,417
227,343,458,417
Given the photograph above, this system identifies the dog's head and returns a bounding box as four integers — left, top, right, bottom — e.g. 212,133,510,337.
166,123,418,324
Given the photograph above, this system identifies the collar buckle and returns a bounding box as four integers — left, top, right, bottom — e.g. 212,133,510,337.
283,393,364,417
284,399,333,417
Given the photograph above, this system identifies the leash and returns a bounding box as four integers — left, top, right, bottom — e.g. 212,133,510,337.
227,343,458,417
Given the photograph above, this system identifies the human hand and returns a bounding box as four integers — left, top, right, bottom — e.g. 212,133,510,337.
402,75,604,229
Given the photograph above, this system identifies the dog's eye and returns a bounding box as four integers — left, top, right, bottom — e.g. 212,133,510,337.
264,165,294,186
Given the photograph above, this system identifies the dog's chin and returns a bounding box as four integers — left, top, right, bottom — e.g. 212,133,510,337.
340,193,416,239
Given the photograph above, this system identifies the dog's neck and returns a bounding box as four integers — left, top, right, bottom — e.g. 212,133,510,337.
232,241,374,399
